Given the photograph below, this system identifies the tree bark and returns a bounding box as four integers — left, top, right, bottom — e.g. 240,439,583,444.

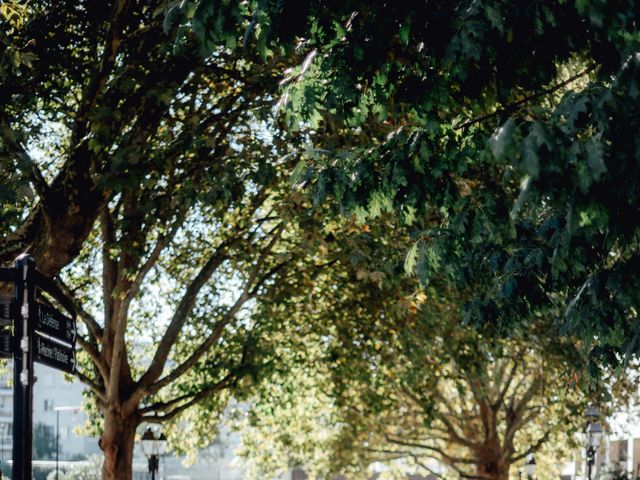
100,407,139,480
474,439,510,480
476,457,510,480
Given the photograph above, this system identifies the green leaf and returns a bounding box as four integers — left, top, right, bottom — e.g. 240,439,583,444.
489,118,516,160
586,133,606,180
529,121,553,150
290,159,307,186
522,136,540,178
399,23,410,46
404,242,419,274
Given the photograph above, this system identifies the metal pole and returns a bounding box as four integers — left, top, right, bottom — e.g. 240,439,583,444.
1,423,3,479
56,409,60,480
12,254,35,480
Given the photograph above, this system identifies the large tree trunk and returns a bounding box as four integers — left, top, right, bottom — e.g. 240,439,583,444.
475,442,510,480
476,459,510,480
100,407,139,480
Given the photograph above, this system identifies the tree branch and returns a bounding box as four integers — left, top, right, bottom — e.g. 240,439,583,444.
76,335,109,383
456,64,597,130
131,233,244,396
385,434,477,465
75,368,106,405
71,0,133,146
492,356,520,410
101,208,118,332
55,278,104,343
140,372,237,423
125,205,187,304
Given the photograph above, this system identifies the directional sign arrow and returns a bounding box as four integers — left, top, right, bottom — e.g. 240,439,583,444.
36,302,76,345
33,334,75,374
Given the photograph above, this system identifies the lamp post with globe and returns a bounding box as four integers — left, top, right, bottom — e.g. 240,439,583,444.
140,428,167,480
522,455,536,480
584,406,603,480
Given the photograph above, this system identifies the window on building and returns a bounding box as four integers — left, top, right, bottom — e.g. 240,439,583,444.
43,399,54,411
0,421,10,440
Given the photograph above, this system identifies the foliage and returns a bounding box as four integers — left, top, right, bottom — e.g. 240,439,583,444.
58,101,332,476
236,217,637,480
0,0,319,477
2,2,638,478
232,214,412,479
186,0,640,369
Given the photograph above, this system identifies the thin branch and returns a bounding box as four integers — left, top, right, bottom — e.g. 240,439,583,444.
55,278,104,343
140,372,236,422
385,434,477,465
122,195,270,415
132,233,244,392
502,375,544,450
509,428,552,463
75,369,106,404
125,205,187,303
76,335,109,382
71,0,133,146
404,387,480,449
410,455,447,480
456,64,597,130
492,356,520,410
134,230,288,409
144,289,249,395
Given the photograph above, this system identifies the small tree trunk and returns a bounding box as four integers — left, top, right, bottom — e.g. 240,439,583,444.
100,407,139,480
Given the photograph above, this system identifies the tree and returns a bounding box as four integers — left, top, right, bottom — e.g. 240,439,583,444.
0,2,336,478
33,422,56,460
0,0,293,276
326,300,592,480
236,222,635,480
57,107,330,478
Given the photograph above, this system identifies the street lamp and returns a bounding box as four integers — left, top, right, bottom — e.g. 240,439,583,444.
141,427,167,480
585,406,603,480
53,406,80,480
522,455,536,480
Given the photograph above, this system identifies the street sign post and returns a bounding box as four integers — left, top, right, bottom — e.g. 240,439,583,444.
33,334,76,374
36,302,76,345
0,255,77,480
13,254,35,480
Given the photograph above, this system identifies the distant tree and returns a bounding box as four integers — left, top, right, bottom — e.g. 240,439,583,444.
236,228,636,480
33,422,56,460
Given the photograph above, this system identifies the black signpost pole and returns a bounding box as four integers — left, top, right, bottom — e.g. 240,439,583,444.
12,254,35,480
0,255,77,479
